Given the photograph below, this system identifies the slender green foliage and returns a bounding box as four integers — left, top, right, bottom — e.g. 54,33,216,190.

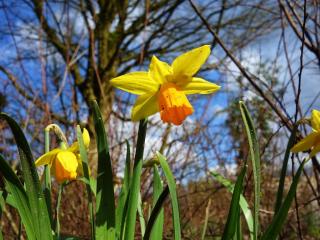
144,186,169,240
150,166,164,240
221,164,247,240
55,184,64,239
138,193,146,236
274,126,297,213
90,100,116,239
239,101,260,239
157,152,181,240
261,160,306,240
116,140,131,239
77,126,95,240
211,171,254,239
124,119,147,240
0,154,36,239
44,129,53,228
0,113,52,240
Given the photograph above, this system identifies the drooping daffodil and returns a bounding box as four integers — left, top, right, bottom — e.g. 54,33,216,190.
110,45,220,125
35,128,90,183
291,109,320,158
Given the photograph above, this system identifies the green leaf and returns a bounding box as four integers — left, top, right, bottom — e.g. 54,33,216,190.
239,101,260,239
0,154,35,240
44,129,53,228
143,186,169,240
77,125,95,240
150,166,164,240
124,120,148,240
274,125,297,213
233,208,242,240
261,160,305,240
78,177,96,197
211,171,253,240
90,101,116,239
222,164,247,240
157,152,181,240
116,140,131,239
138,193,146,237
0,113,52,240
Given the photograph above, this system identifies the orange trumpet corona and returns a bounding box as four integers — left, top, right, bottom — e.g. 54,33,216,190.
158,83,194,125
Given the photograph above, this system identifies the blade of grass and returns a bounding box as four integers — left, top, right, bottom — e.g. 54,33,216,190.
261,160,305,240
233,209,242,240
157,152,181,240
144,186,169,240
77,126,95,240
201,199,211,240
138,193,146,237
116,140,131,239
0,154,35,240
55,184,63,239
0,113,52,240
150,166,164,240
90,101,116,239
124,119,148,240
274,125,297,213
239,101,260,239
211,171,254,239
44,129,53,228
222,164,247,240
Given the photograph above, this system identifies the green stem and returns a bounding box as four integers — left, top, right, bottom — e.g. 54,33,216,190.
44,129,53,228
55,184,63,239
77,126,95,240
124,119,148,240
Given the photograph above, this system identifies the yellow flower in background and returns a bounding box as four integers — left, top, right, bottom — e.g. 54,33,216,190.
110,45,220,125
35,128,90,183
291,109,320,158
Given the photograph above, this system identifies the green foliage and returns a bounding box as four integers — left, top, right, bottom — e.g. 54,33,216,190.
211,171,254,239
157,152,182,240
0,101,306,240
91,100,116,239
239,101,260,239
77,125,95,240
0,113,52,240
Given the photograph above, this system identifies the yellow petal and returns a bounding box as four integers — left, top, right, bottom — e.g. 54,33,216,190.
35,148,62,167
291,132,319,153
131,93,159,121
149,55,172,84
310,143,320,158
68,142,78,153
68,128,90,153
110,72,159,95
180,77,221,95
54,151,78,183
82,128,90,148
311,109,320,131
172,45,211,80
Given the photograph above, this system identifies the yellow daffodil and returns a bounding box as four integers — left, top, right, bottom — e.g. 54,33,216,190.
35,128,90,183
110,45,220,125
291,109,320,158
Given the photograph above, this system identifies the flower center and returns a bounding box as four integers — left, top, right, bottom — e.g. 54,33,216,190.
158,83,194,125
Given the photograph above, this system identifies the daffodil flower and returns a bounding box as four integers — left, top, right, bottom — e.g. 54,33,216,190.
291,109,320,158
110,45,220,125
35,128,90,183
